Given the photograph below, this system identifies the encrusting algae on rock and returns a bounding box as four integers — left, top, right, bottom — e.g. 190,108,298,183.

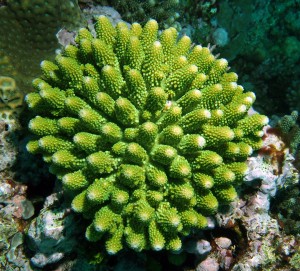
25,16,268,255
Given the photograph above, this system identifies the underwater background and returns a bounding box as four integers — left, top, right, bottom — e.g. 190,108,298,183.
0,1,300,270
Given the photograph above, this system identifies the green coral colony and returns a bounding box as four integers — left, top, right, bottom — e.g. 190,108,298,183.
25,16,268,254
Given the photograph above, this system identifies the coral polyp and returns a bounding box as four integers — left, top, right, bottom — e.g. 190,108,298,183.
25,16,268,254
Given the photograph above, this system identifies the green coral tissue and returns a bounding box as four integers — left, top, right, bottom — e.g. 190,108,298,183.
25,16,268,254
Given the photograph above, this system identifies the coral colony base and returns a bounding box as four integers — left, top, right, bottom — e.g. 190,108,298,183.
25,16,268,255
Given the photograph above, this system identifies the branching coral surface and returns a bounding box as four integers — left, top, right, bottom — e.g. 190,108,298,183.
25,16,268,254
95,0,181,30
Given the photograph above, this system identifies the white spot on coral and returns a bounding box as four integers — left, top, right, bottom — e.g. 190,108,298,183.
165,100,172,110
215,109,223,117
79,109,88,118
102,65,113,72
181,35,191,43
84,77,92,83
262,116,269,125
172,125,183,135
256,130,264,137
165,147,175,157
153,243,163,251
214,83,222,91
153,41,162,48
203,109,211,118
238,105,247,113
170,216,180,227
244,97,253,104
179,55,187,62
230,82,237,89
194,45,202,52
218,58,228,69
197,136,206,148
190,64,198,73
193,89,202,97
247,146,253,155
249,92,256,99
238,85,244,91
